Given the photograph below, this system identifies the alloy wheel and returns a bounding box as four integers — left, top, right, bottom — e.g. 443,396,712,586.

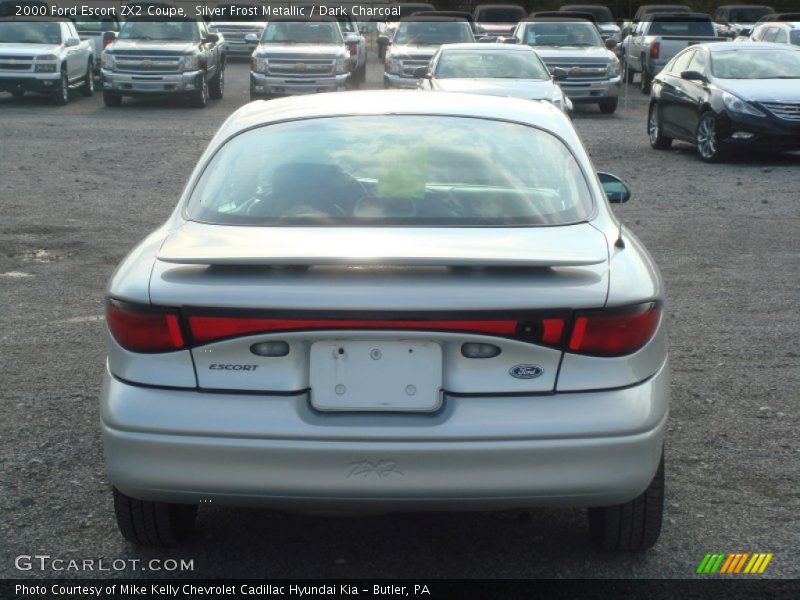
648,109,660,146
696,117,717,160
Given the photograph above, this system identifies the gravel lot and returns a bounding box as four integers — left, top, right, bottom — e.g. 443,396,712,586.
1,57,798,580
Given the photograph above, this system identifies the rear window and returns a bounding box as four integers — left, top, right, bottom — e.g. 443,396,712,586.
435,49,549,79
187,116,593,227
562,6,614,23
728,8,773,22
648,19,715,37
475,7,526,22
394,21,474,44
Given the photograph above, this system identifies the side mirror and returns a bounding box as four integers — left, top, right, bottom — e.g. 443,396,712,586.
204,33,220,44
413,66,431,79
598,172,631,204
551,67,568,81
244,33,259,44
65,37,80,47
377,35,390,48
680,70,707,83
605,38,618,50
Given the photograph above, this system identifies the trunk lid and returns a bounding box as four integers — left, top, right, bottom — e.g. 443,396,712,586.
151,223,610,398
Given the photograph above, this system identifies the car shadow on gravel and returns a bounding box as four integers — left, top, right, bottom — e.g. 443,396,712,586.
126,506,656,578
661,143,800,165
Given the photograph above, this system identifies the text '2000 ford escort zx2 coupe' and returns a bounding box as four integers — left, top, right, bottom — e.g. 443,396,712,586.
101,91,669,551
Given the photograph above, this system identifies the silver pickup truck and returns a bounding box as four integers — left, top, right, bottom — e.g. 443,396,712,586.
207,2,265,58
0,17,94,103
621,13,719,93
101,18,226,108
510,17,621,114
249,18,350,100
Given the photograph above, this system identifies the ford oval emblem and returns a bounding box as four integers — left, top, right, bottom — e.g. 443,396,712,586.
509,364,544,379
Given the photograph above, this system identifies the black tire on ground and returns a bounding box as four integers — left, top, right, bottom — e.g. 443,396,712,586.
588,453,664,551
11,89,24,98
53,70,69,105
599,98,618,114
639,63,652,94
103,91,122,107
209,64,224,99
648,103,673,150
113,487,197,547
191,72,208,108
80,61,94,97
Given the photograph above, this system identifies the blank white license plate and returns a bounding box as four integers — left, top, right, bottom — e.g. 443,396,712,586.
309,340,442,412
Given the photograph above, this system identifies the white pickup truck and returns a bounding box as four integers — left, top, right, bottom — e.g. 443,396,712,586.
0,17,94,103
621,13,718,93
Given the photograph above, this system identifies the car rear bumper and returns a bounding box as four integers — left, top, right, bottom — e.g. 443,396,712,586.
559,77,620,103
250,72,348,96
101,69,203,95
101,361,669,512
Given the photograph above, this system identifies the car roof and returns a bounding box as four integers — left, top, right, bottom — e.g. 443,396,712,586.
473,4,525,9
438,42,536,51
716,4,775,9
398,15,470,22
701,40,800,51
218,91,571,142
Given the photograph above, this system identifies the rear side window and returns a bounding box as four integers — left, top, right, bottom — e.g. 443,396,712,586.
187,116,593,227
669,49,695,74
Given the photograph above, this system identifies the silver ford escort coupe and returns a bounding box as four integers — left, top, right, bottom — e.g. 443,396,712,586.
102,91,668,550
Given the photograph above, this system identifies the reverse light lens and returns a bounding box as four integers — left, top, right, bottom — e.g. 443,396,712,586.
250,341,290,357
106,300,185,353
461,342,501,359
650,41,660,60
568,302,660,357
722,91,765,117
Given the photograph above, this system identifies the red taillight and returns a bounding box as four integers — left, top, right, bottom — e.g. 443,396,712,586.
347,43,357,56
650,42,660,60
106,299,185,353
567,303,660,357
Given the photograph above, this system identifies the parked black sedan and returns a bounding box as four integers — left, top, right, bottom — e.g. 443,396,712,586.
647,42,800,161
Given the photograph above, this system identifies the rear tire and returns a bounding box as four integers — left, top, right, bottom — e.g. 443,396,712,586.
103,91,122,107
599,98,618,114
588,453,664,551
80,61,94,97
113,487,197,547
639,63,652,94
648,103,673,149
623,57,635,83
